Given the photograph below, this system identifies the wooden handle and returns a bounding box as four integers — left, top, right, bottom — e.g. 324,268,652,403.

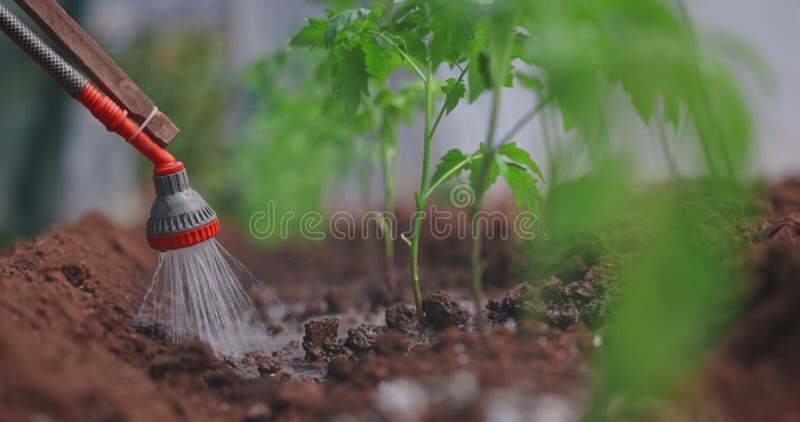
15,0,180,146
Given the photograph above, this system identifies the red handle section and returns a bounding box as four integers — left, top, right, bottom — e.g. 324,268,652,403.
77,83,183,175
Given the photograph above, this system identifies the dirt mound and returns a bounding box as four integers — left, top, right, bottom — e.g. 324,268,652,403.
0,213,232,421
422,291,469,330
486,262,615,330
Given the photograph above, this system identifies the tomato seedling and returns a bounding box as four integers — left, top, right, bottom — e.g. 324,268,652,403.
292,0,547,321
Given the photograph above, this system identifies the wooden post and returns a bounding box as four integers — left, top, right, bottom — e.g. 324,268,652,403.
15,0,180,146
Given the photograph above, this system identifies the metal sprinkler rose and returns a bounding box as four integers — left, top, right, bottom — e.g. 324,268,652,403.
0,1,269,357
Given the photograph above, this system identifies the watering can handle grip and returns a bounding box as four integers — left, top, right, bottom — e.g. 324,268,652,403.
14,0,180,146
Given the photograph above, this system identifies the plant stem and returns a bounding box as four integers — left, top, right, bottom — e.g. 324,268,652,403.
409,45,435,321
674,0,730,178
424,153,482,199
469,86,503,330
655,112,681,180
429,64,469,138
497,96,553,147
409,197,424,319
540,106,559,184
379,137,396,292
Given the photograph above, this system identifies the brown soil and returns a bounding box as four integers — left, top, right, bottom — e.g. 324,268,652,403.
700,180,800,422
0,210,587,422
0,181,799,421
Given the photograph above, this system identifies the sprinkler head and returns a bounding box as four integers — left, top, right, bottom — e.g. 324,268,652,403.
146,168,220,251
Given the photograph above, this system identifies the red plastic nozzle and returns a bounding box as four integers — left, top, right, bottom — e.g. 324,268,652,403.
146,218,220,251
77,83,183,175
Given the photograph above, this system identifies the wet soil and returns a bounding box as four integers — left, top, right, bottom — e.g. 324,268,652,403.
0,181,799,421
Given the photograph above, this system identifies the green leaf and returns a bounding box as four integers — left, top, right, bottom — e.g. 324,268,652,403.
431,148,469,188
291,18,327,48
441,77,466,115
486,6,516,88
663,95,681,129
631,89,656,123
512,32,535,64
494,154,509,178
499,142,545,182
325,8,371,48
516,72,544,92
500,162,542,213
332,48,369,115
559,100,578,133
428,0,479,64
361,37,396,80
468,53,492,102
468,150,500,195
390,0,418,24
395,29,427,65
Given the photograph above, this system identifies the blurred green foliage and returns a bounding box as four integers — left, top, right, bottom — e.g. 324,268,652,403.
587,183,754,420
506,0,759,419
235,49,366,244
522,0,752,177
117,31,229,208
531,170,758,420
0,0,86,243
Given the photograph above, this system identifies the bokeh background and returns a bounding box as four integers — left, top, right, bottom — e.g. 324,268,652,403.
0,0,798,243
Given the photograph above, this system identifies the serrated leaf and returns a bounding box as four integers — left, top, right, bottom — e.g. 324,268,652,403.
468,53,492,102
512,32,535,64
499,142,545,182
431,148,469,188
631,89,656,123
486,6,516,88
428,0,479,65
504,69,515,88
494,154,509,177
332,48,369,115
390,0,417,24
663,95,681,129
500,163,542,213
291,18,327,48
395,29,427,66
559,100,577,133
361,37,395,79
516,72,544,92
441,77,466,115
325,8,371,48
468,152,500,195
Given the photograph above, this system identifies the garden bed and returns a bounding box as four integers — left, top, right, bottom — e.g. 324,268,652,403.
1,181,799,421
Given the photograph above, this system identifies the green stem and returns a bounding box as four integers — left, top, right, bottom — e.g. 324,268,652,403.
470,86,503,330
469,21,516,329
429,64,469,138
424,153,482,199
497,96,553,147
541,107,559,185
409,44,435,321
655,114,681,180
379,137,396,290
409,199,424,319
674,0,729,178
